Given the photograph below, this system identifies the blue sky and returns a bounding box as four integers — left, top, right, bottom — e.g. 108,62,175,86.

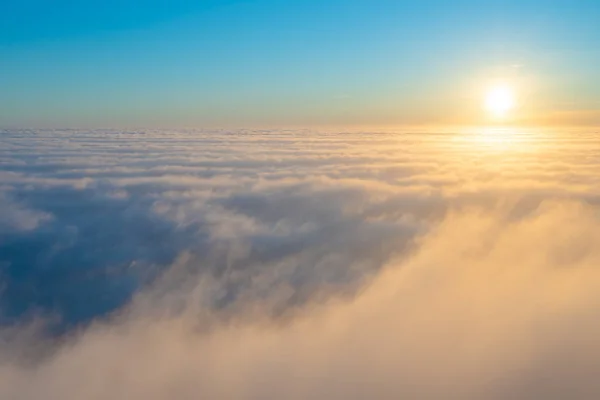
1,0,599,127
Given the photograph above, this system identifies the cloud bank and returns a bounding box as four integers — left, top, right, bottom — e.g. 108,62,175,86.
1,127,600,399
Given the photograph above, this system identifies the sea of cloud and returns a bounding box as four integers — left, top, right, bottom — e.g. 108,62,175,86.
1,127,600,399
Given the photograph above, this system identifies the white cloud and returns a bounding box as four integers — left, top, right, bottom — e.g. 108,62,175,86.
1,128,600,399
0,193,52,232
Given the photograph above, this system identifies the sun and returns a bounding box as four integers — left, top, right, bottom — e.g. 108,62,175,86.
484,85,515,118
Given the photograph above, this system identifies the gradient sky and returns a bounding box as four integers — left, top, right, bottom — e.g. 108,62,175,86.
2,0,599,128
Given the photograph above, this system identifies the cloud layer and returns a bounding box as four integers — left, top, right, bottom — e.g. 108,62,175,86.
1,127,600,399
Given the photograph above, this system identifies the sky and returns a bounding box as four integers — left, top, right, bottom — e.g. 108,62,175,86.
3,2,600,397
2,0,600,128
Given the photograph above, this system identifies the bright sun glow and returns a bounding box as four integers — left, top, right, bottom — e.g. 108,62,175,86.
485,85,515,118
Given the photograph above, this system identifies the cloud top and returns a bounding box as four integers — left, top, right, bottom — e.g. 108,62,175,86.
1,128,600,399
